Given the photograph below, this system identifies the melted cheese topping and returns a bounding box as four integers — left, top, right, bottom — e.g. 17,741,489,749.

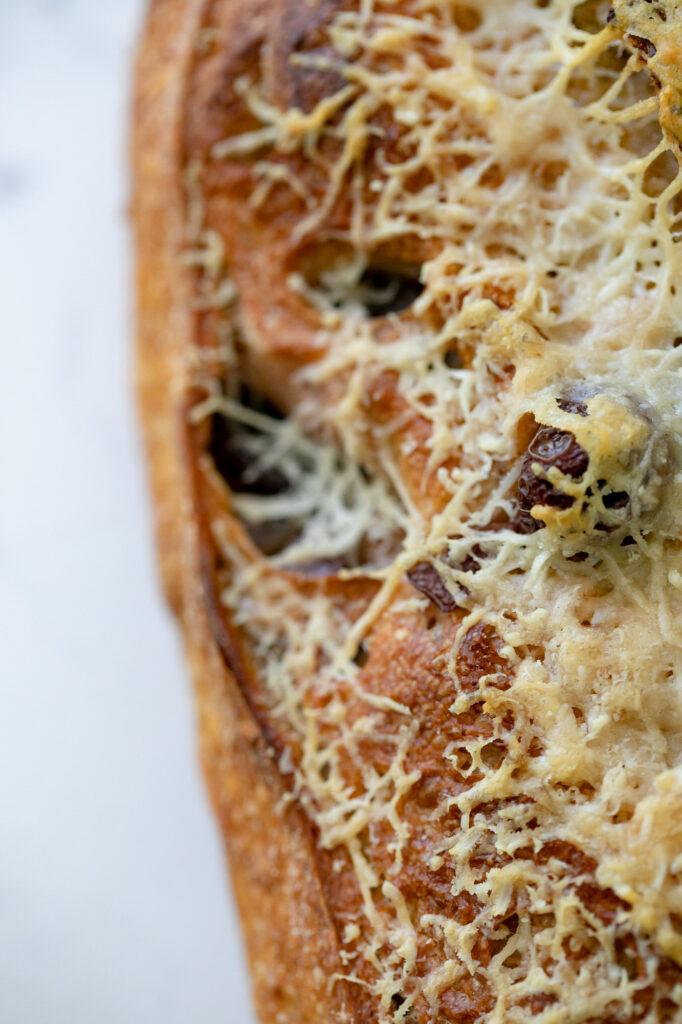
188,0,682,1019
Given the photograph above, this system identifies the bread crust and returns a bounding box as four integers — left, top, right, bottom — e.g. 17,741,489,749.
133,4,358,1020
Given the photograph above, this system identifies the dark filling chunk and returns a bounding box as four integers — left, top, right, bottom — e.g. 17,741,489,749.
407,562,459,613
459,545,486,573
508,508,545,535
526,425,589,481
628,34,656,58
556,396,588,416
517,425,589,518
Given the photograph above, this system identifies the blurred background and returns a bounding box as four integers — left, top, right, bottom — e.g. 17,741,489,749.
0,2,255,1021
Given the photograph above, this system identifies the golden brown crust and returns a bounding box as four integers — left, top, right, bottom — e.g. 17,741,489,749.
133,4,361,1021
133,0,200,612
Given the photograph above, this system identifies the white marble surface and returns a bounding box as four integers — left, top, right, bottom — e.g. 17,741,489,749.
0,3,256,1021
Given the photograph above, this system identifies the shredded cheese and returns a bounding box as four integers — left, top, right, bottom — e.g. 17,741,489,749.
184,0,682,1019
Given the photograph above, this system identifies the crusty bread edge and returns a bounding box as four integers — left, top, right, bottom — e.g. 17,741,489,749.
131,2,354,1021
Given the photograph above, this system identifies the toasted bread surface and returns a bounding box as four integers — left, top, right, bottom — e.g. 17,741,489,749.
134,1,682,1021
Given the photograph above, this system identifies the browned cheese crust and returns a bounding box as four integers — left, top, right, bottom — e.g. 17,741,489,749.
133,1,682,1021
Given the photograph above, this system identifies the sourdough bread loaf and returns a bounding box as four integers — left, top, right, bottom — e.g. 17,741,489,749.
133,1,682,1020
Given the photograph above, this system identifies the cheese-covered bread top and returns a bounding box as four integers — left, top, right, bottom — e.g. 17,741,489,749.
180,0,682,1020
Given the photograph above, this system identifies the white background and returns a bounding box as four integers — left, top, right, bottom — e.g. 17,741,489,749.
0,2,256,1021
